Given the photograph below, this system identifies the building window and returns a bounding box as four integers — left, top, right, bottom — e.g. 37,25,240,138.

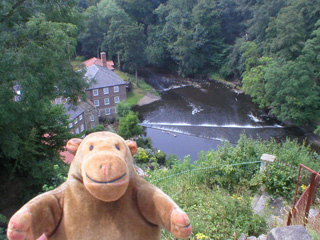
69,123,73,128
114,96,120,103
79,114,83,121
103,88,109,94
104,98,110,105
105,108,111,115
81,124,84,132
93,89,99,96
94,100,100,107
114,86,119,93
90,115,95,122
76,128,79,134
74,118,78,125
98,109,101,117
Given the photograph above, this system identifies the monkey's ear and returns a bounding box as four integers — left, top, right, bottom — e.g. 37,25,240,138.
66,138,83,155
125,140,137,155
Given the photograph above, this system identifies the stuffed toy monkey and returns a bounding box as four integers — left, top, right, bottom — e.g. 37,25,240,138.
7,131,192,240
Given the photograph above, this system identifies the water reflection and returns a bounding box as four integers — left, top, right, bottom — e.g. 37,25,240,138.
134,71,309,160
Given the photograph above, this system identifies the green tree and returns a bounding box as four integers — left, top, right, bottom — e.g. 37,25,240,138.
242,56,274,109
78,6,104,57
116,101,131,120
118,111,143,139
264,60,320,125
149,0,223,76
0,0,87,197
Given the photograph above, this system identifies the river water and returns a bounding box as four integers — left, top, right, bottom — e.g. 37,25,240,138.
134,69,309,161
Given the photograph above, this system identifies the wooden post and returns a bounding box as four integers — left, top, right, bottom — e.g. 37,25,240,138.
260,154,276,173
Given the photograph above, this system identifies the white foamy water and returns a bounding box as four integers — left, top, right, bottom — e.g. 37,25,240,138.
140,124,229,142
141,121,282,129
248,112,264,123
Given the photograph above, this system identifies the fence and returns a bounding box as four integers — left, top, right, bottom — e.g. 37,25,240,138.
150,161,262,192
287,164,320,236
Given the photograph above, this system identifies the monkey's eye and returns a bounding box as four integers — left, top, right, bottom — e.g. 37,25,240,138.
89,145,94,151
115,144,120,151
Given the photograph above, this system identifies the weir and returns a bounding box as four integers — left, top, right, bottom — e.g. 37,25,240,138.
135,69,308,160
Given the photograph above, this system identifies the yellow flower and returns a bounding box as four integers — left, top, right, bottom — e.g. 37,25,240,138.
196,232,209,239
301,184,308,191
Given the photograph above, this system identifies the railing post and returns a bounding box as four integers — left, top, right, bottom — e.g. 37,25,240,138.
304,172,317,226
260,154,276,173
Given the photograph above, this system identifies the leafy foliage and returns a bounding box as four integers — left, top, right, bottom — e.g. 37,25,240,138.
118,111,143,139
0,0,87,200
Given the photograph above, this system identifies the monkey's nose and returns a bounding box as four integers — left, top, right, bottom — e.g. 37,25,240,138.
100,162,112,176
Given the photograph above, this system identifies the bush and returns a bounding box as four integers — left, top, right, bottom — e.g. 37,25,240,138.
118,111,143,139
116,101,131,120
86,124,105,135
42,164,68,192
159,183,266,240
135,148,149,164
155,150,166,165
0,214,7,240
136,137,152,149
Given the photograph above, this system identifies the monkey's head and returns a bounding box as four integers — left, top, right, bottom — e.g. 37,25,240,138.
66,131,137,202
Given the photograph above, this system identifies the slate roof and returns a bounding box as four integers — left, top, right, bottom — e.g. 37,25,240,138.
85,64,127,90
83,57,114,70
64,102,85,121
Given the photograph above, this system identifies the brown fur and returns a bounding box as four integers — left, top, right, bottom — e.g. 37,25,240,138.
7,131,192,240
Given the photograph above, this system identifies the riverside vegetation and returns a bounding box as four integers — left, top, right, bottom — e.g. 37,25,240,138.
1,0,320,239
2,132,319,239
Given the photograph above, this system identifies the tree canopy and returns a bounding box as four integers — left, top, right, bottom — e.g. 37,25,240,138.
0,0,87,196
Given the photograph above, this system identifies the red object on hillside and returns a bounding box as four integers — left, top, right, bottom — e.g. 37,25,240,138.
83,52,114,70
60,148,74,164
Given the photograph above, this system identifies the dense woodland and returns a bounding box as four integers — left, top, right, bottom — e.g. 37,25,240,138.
0,0,320,201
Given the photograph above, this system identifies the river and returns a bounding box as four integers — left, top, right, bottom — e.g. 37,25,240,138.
134,69,314,161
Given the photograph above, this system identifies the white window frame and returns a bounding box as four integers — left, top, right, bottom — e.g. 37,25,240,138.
81,124,84,132
75,128,79,134
93,89,99,96
79,114,83,121
104,98,110,105
114,86,119,93
90,115,95,122
103,87,109,94
69,123,73,128
105,108,111,115
74,118,78,125
98,109,101,117
114,96,120,103
94,100,100,107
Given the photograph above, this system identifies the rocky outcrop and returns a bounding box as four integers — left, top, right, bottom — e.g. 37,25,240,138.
238,226,311,240
266,225,311,240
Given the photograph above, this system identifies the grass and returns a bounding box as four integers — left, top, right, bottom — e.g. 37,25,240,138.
113,69,159,107
153,176,267,240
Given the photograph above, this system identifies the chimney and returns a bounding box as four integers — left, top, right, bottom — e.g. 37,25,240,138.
100,52,107,67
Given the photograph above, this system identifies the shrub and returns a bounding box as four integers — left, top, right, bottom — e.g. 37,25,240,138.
118,111,143,139
136,137,152,149
155,150,166,165
85,124,105,135
0,214,7,240
42,164,68,192
135,148,149,164
160,183,266,240
116,101,131,120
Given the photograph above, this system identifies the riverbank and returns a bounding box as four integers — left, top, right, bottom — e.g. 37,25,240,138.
137,92,161,106
114,69,160,106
